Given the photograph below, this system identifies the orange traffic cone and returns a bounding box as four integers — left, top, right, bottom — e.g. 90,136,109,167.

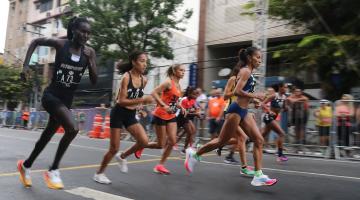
88,114,103,138
56,126,65,134
99,115,110,139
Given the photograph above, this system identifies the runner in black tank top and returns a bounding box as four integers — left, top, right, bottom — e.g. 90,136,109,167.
94,51,154,184
17,17,97,190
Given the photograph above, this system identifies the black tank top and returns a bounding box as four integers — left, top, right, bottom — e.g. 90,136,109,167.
48,41,88,92
127,72,144,99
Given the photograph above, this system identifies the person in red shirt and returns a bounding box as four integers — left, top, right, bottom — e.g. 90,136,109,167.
176,86,201,153
207,88,226,140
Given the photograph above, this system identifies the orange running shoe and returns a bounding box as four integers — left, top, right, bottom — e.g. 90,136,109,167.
17,160,32,187
43,170,64,190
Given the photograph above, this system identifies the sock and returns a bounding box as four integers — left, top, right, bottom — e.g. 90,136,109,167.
278,148,283,157
255,170,263,177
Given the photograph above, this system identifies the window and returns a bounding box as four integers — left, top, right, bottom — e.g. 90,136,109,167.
39,0,53,13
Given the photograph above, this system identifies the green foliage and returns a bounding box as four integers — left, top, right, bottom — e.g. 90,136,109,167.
264,0,360,100
65,0,192,62
0,65,32,102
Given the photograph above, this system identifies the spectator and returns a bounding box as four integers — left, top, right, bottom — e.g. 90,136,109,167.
196,88,208,138
21,107,30,129
314,100,332,146
287,88,309,145
207,88,226,140
335,94,354,146
354,105,360,146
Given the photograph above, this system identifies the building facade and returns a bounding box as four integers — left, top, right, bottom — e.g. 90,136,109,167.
197,0,318,94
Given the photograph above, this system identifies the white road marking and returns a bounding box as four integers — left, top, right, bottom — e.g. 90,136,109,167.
65,187,134,200
200,160,360,181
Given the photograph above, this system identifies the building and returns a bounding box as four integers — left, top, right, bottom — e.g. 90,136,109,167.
196,0,320,95
145,31,197,95
4,0,198,107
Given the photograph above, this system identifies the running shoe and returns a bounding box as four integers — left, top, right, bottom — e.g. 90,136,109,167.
17,160,32,187
184,148,199,173
115,153,128,173
93,173,111,184
224,156,239,164
44,170,64,190
251,174,277,186
153,164,170,175
240,166,255,176
276,155,289,162
134,148,144,159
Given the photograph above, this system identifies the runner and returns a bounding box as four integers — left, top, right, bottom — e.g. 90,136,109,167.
93,50,153,184
146,64,185,174
17,17,97,189
176,86,200,153
261,82,289,162
184,47,277,186
217,64,255,176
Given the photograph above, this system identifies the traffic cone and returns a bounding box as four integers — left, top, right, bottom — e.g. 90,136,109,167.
56,126,65,134
99,115,110,139
88,114,103,138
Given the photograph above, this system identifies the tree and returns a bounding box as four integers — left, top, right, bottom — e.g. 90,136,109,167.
0,65,32,109
246,0,360,100
67,0,192,61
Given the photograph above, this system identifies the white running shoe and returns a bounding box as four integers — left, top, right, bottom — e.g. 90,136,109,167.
115,153,128,173
251,174,277,186
44,170,64,190
17,160,32,187
184,148,198,173
93,173,112,184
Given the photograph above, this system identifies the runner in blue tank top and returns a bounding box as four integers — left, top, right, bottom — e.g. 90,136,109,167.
18,17,97,189
185,47,278,187
261,82,289,162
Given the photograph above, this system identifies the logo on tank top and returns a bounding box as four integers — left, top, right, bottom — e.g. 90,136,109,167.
56,63,84,87
128,88,143,99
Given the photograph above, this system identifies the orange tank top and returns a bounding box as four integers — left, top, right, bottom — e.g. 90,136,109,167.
153,80,181,120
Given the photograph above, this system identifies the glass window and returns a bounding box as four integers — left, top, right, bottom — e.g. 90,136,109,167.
39,0,53,13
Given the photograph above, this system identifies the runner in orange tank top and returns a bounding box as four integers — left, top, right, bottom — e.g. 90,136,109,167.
137,64,185,174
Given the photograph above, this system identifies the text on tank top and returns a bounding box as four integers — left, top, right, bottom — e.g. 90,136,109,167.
153,80,181,119
270,93,286,109
50,41,88,91
127,72,144,99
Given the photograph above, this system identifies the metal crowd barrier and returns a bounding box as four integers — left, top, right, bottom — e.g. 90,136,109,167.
1,98,359,161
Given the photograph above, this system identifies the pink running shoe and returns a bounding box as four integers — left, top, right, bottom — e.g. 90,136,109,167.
134,148,144,159
153,164,170,175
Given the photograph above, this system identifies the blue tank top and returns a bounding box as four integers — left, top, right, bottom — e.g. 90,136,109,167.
270,93,286,109
49,41,88,92
127,72,144,99
242,73,256,93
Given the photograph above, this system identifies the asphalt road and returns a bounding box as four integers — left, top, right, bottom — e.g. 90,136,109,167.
0,128,359,200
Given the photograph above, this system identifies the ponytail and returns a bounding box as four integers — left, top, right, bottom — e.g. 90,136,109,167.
117,50,146,74
166,64,182,77
236,46,259,68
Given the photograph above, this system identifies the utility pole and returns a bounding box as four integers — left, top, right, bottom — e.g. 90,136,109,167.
252,0,269,126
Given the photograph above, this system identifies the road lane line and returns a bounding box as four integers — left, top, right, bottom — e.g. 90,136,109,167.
65,187,134,200
200,160,360,181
